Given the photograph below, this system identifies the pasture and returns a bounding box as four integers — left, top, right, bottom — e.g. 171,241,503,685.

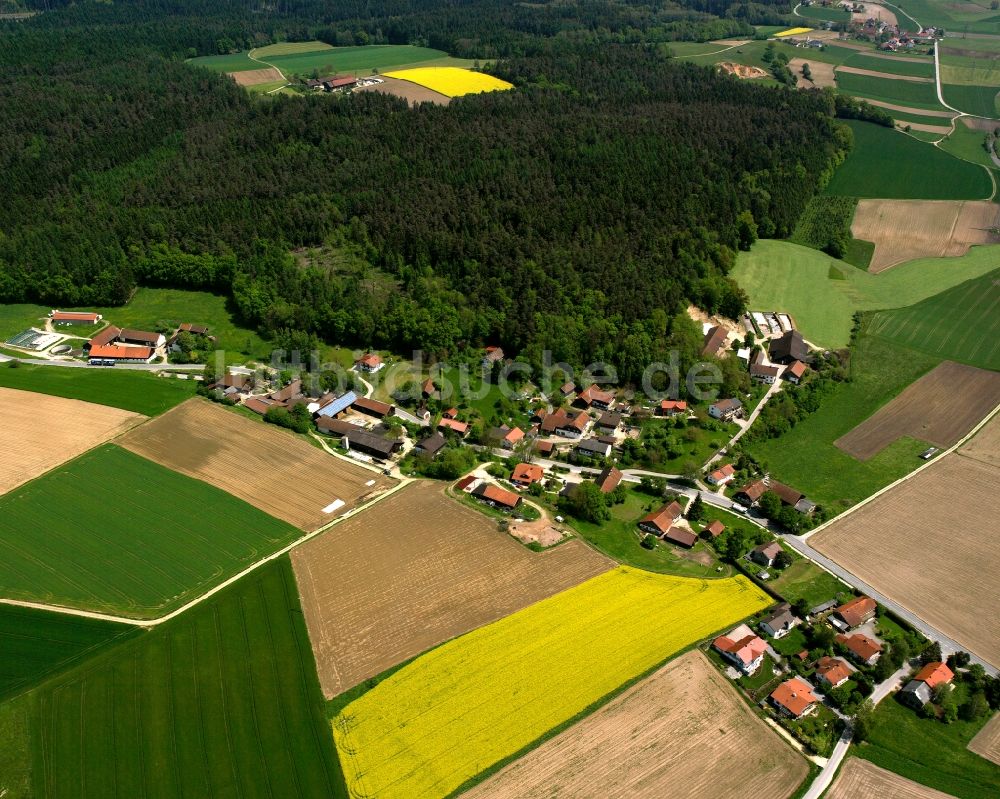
834,70,944,109
823,122,991,200
826,758,956,799
119,398,394,531
968,713,1000,765
940,121,997,168
383,66,513,97
834,361,1000,460
332,566,771,799
0,444,302,618
0,362,195,416
464,650,807,799
0,605,136,702
0,387,144,496
22,560,346,798
866,268,1000,370
811,436,1000,667
291,482,612,696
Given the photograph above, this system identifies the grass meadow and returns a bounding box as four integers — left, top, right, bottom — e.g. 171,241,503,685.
942,83,1000,118
843,54,935,78
833,71,944,109
19,560,346,799
0,445,302,618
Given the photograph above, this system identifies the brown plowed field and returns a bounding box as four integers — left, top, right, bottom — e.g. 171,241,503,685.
968,712,1000,765
959,411,1000,468
0,387,145,495
790,59,836,88
852,200,1000,272
812,452,1000,667
291,482,613,696
118,398,393,530
834,361,1000,460
962,116,1000,131
826,758,957,799
354,76,450,105
866,99,955,117
229,67,283,86
464,650,807,799
899,121,952,135
836,65,933,82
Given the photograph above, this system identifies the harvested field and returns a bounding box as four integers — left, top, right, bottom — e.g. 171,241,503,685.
811,451,1000,667
0,387,144,495
899,121,952,134
851,199,1000,272
866,99,957,117
825,758,956,799
292,483,613,696
464,650,807,799
836,65,934,83
790,58,836,88
959,410,1000,468
119,398,393,531
968,712,1000,765
962,115,1000,130
229,67,283,86
354,75,450,105
834,361,1000,460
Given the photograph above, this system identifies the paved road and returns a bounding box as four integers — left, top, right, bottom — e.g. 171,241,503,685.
706,379,784,468
0,353,203,372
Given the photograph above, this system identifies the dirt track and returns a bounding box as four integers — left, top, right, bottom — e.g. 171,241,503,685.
834,361,1000,460
851,200,1000,272
118,398,393,530
825,758,956,799
291,482,613,696
968,712,1000,765
465,650,807,799
0,387,145,495
354,76,450,105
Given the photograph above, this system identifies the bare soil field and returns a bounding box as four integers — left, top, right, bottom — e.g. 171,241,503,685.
0,387,145,495
867,100,956,117
118,398,393,530
835,361,1000,460
962,115,1000,131
229,67,283,86
354,76,450,105
899,121,952,134
790,58,836,89
291,482,613,696
464,650,807,799
959,410,1000,468
836,65,934,82
826,758,956,799
812,452,1000,667
851,199,1000,272
968,712,1000,765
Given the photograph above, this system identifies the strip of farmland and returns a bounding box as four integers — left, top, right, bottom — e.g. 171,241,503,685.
825,758,958,799
968,712,1000,766
292,482,613,696
118,398,394,531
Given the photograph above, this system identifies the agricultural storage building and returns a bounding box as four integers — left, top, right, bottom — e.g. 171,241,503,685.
703,520,725,539
315,417,358,436
439,417,470,436
316,391,358,419
353,396,394,418
51,310,101,324
785,360,808,384
594,466,622,494
769,330,808,364
664,526,698,548
472,483,522,511
638,501,684,535
344,429,401,460
119,328,165,348
416,432,447,457
87,325,122,349
87,344,154,363
701,325,729,357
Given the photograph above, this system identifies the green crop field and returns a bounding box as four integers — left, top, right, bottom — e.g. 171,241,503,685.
731,240,1000,348
795,5,852,22
18,560,346,799
942,83,1000,117
823,121,991,199
892,0,1000,33
834,71,945,109
0,363,195,416
745,328,940,512
0,445,303,618
843,54,936,78
855,698,1000,799
866,268,1000,370
190,43,469,76
941,121,995,166
253,40,332,58
0,606,136,702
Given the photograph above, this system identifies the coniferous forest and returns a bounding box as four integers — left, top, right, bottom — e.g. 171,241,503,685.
0,0,853,380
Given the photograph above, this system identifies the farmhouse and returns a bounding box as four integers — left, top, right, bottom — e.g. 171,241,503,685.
355,353,384,373
575,438,611,458
439,417,470,437
322,75,358,91
638,501,684,536
759,603,797,639
900,662,954,709
575,384,615,410
735,480,767,506
353,396,394,418
316,417,360,436
836,632,883,665
416,432,447,457
713,630,768,674
770,677,818,719
832,596,877,630
511,463,545,487
119,328,165,348
50,310,101,325
701,325,729,358
597,412,621,432
750,363,781,384
785,360,808,384
706,463,736,486
87,325,121,348
211,371,252,397
736,478,812,513
489,425,524,449
750,541,783,568
659,399,688,417
316,391,358,419
344,429,401,460
815,657,852,689
472,482,522,512
271,379,303,403
482,345,504,365
594,466,623,494
709,398,743,421
769,330,808,365
244,396,285,415
87,344,155,363
540,408,589,438
703,519,725,539
664,526,698,548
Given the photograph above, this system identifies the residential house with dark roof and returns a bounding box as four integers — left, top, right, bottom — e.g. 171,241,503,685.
750,541,783,568
701,325,729,357
540,408,589,438
759,603,797,639
488,425,524,450
575,438,611,458
708,398,743,421
416,432,447,457
597,412,621,432
750,362,781,384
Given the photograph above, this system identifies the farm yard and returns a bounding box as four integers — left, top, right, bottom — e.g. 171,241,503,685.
291,482,612,696
852,200,1000,272
0,445,302,618
21,560,344,798
0,387,145,496
119,398,394,531
968,713,1000,765
382,66,513,97
331,566,771,799
833,361,1000,460
354,75,449,105
463,650,807,799
825,758,956,799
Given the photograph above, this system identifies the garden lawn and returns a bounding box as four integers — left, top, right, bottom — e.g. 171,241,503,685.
0,445,303,618
769,556,849,608
824,121,991,200
855,698,1000,799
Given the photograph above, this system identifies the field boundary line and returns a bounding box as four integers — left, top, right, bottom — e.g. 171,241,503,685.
801,400,1000,542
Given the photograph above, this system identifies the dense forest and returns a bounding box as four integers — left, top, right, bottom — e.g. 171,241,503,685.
0,0,851,381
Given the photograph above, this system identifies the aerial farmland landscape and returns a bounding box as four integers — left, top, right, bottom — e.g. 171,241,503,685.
1,0,999,797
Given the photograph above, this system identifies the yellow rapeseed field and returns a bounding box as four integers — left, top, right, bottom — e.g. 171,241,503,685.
332,566,771,799
774,26,813,37
383,66,513,97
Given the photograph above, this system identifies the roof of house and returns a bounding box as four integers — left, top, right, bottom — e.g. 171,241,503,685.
53,311,99,321
324,75,357,88
89,326,122,348
473,483,521,508
769,481,804,506
577,384,614,406
88,344,153,360
816,657,852,686
560,381,576,395
913,661,954,689
345,429,398,458
709,464,735,482
598,412,621,428
761,602,795,629
701,325,729,357
639,501,684,533
119,328,161,345
837,632,883,662
594,466,623,494
178,323,209,335
770,329,808,362
770,678,818,717
835,596,877,628
511,463,544,484
535,440,554,455
576,438,610,454
713,633,767,666
504,426,525,444
660,399,688,412
422,377,437,395
244,397,285,415
439,417,470,434
750,363,781,378
215,372,249,390
737,480,767,502
704,520,725,537
455,476,477,491
753,541,783,561
901,679,933,704
418,432,447,455
353,396,393,416
541,408,589,434
271,379,303,402
711,397,743,413
316,417,358,435
316,391,358,418
356,353,382,368
786,360,808,379
442,407,459,419
665,526,698,547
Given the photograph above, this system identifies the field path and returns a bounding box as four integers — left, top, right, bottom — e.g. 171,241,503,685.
247,47,290,94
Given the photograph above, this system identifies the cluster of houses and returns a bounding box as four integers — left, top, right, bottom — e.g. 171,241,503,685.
734,475,816,516
303,75,384,92
86,324,166,364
